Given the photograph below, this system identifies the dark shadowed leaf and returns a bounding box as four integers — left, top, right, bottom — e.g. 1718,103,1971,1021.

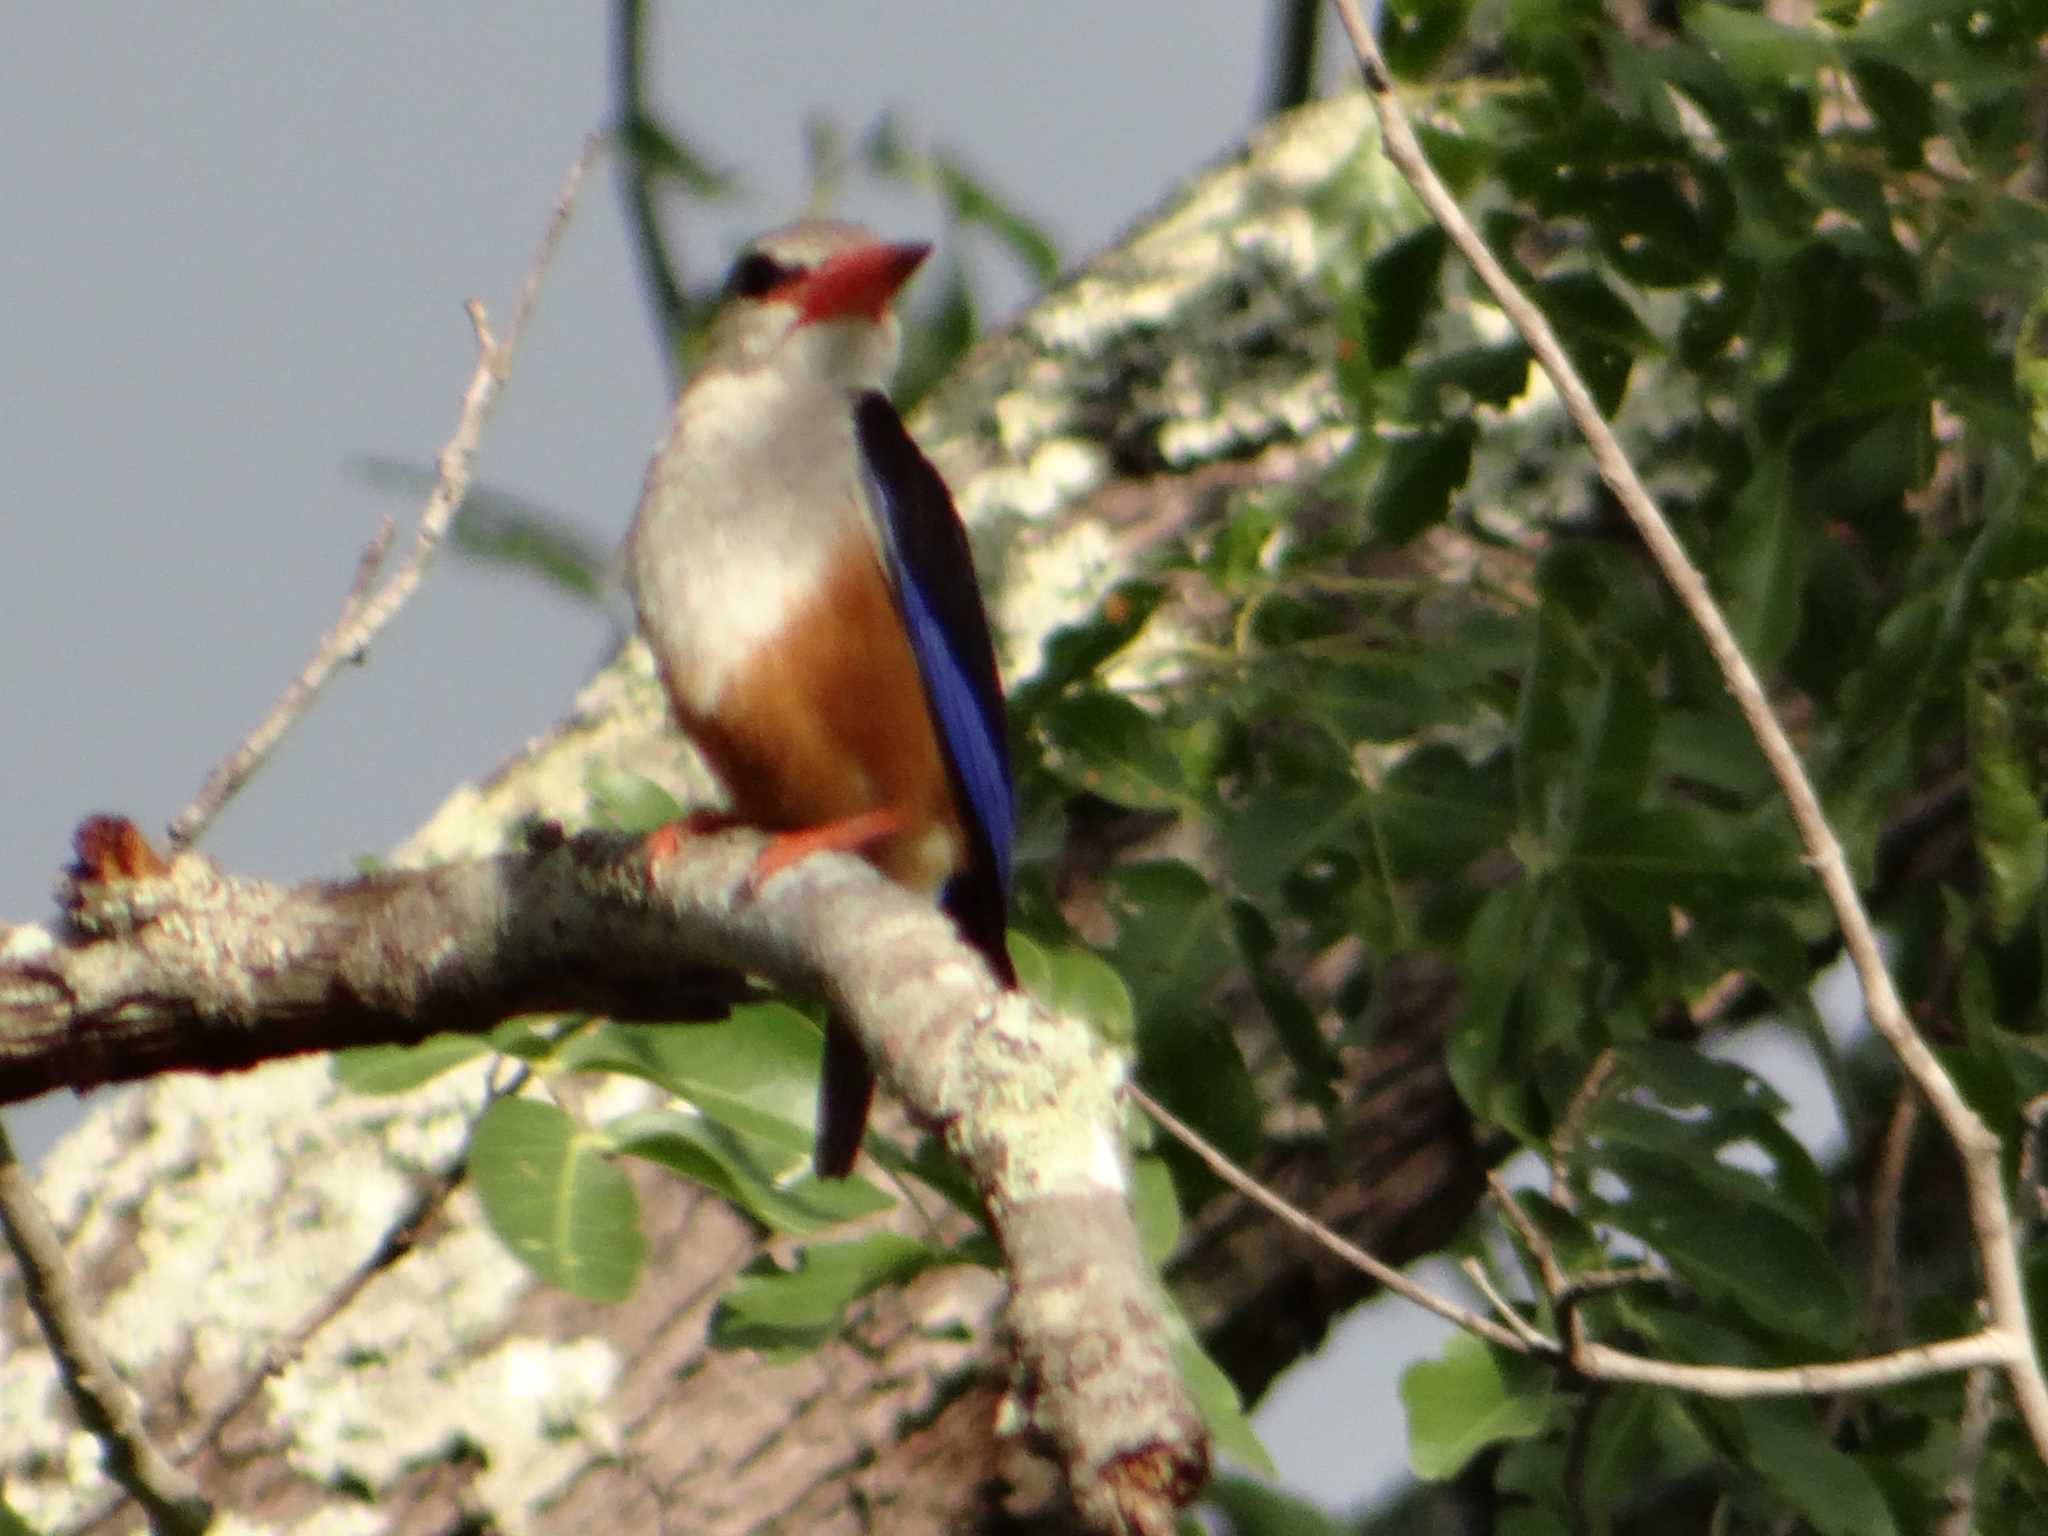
1368,420,1478,543
1719,1400,1899,1536
1969,679,2047,939
1203,1475,1345,1536
1232,900,1339,1113
606,1108,891,1234
1008,582,1163,717
1593,1146,1853,1348
710,1233,942,1354
1363,225,1450,369
1036,690,1188,810
1107,860,1234,1012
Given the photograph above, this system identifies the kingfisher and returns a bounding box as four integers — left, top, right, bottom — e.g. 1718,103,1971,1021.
626,220,1017,1178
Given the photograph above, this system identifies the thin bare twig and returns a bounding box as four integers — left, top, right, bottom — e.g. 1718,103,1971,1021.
2018,1091,2048,1231
1547,1047,1617,1208
1866,1087,1921,1349
166,135,601,848
1938,1366,2000,1536
0,1122,209,1536
1460,1256,1550,1352
1131,1084,1538,1354
1140,1075,2032,1409
1326,0,2048,1458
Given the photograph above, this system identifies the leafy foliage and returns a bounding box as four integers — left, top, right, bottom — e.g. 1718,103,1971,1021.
335,0,2048,1527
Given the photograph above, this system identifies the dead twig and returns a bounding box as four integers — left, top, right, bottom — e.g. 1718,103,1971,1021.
0,1122,209,1536
166,135,600,848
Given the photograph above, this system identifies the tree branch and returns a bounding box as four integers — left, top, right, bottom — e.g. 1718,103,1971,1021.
0,814,1204,1534
0,1121,208,1536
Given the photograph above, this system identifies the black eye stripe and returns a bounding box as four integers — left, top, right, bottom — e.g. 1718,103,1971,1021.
725,251,801,300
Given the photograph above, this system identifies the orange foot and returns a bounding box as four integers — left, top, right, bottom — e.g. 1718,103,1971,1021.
748,807,908,891
644,810,743,877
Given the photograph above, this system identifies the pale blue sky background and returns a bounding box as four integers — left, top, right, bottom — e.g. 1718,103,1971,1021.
0,5,1463,1512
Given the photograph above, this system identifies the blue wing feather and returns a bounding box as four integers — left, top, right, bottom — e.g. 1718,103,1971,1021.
851,392,1016,985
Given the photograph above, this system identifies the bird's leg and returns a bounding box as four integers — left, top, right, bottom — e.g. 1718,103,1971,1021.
643,809,745,873
747,806,909,890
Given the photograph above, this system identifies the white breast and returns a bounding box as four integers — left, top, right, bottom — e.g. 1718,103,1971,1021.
627,367,884,717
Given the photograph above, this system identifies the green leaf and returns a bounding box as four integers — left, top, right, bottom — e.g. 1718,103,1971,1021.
1611,1039,1789,1116
559,1006,826,1153
1969,679,2047,939
606,1108,893,1235
1368,420,1478,543
332,1033,485,1095
451,493,613,603
1106,860,1233,1013
1812,337,1931,419
1382,0,1478,78
1170,1316,1276,1477
1130,1155,1182,1267
1223,777,1366,902
1008,582,1163,717
711,1233,942,1354
1231,900,1339,1112
1725,1399,1899,1536
1447,883,1536,1117
1410,340,1533,408
1688,3,1838,86
1362,226,1449,369
1400,1332,1551,1479
585,766,688,834
616,114,737,198
1718,451,1809,670
1376,745,1516,878
354,457,615,606
893,259,978,411
470,1097,643,1302
1570,804,1808,909
1534,271,1650,412
1039,944,1138,1046
1203,1475,1346,1536
1141,1008,1265,1173
1036,690,1187,810
1576,1389,1664,1519
1584,1096,1829,1235
1514,596,1588,845
1593,1146,1853,1348
862,112,1060,283
933,155,1062,284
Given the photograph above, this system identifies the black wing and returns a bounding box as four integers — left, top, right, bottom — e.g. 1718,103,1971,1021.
851,391,1016,985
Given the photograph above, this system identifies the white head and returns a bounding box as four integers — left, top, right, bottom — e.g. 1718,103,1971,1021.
698,219,930,391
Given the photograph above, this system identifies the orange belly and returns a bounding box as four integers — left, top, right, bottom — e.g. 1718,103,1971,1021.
662,539,963,896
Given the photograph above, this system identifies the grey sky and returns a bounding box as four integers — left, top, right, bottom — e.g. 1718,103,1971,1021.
0,5,1411,1510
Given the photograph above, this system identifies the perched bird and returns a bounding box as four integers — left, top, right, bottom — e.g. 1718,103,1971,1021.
626,220,1017,1178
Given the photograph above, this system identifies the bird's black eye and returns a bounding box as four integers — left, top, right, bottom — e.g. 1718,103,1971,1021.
725,251,799,300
